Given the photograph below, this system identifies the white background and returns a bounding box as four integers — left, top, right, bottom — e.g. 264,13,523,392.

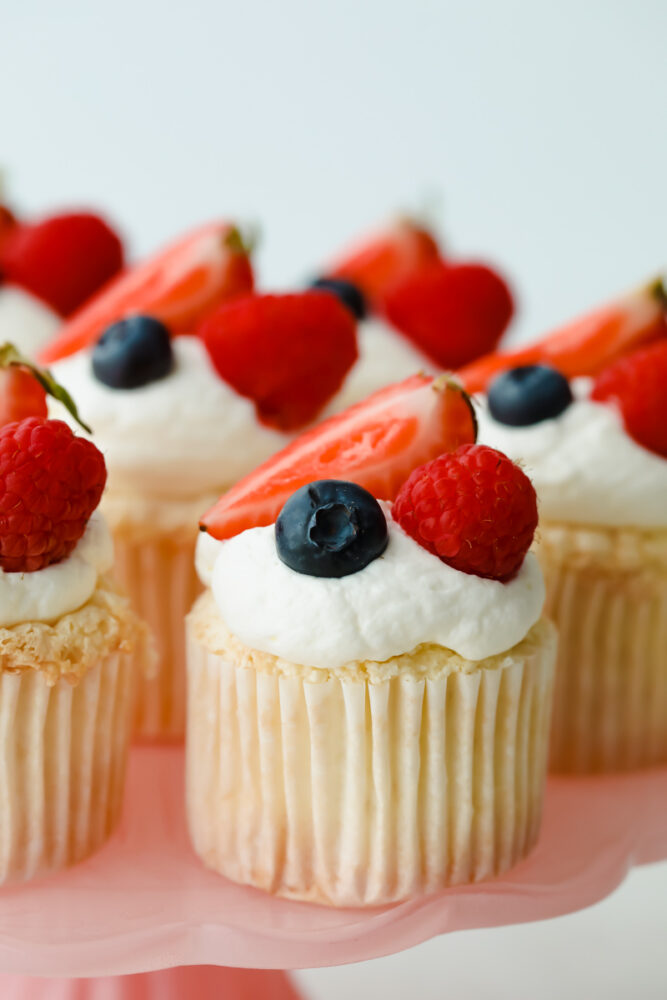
3,1,666,996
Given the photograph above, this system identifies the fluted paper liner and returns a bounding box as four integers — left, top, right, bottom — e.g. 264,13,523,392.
186,606,556,907
0,651,134,884
114,533,202,741
538,523,667,773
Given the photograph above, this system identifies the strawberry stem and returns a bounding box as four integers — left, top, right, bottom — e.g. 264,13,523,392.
0,342,93,433
648,275,667,311
224,223,260,257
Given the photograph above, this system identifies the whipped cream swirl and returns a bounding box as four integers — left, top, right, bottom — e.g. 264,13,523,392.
196,508,544,667
0,285,60,358
0,512,113,627
476,384,667,528
324,317,435,415
49,336,289,498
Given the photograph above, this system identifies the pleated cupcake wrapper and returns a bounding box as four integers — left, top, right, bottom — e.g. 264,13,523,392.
113,533,202,741
539,525,667,773
0,651,134,885
186,627,556,907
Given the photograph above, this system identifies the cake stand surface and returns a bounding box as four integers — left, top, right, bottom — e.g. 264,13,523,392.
0,746,664,997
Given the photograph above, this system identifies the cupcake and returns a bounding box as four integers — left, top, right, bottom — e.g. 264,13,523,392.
41,224,367,740
0,203,124,357
314,216,514,413
186,376,556,906
0,355,146,883
476,320,667,774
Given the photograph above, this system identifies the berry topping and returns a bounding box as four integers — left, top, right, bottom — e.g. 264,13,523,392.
0,212,124,317
40,222,254,364
200,373,476,540
0,342,91,432
393,444,538,581
92,316,173,389
0,417,106,572
276,480,388,578
198,291,358,431
0,203,18,256
0,368,47,428
309,277,368,319
460,277,667,393
488,364,573,426
327,218,440,309
591,340,667,458
384,260,514,369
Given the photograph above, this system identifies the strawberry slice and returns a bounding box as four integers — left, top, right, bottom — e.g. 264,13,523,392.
459,277,666,393
0,368,47,427
40,222,254,363
0,204,18,257
201,373,477,540
327,218,440,308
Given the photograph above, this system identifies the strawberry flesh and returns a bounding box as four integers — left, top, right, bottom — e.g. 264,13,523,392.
201,374,477,540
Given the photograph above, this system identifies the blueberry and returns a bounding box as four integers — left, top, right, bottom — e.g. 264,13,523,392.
488,364,573,426
92,316,173,389
309,277,368,320
276,480,388,577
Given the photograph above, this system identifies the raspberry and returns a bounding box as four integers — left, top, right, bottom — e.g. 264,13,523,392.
393,444,537,581
384,260,514,369
591,340,667,458
1,212,124,316
198,291,358,431
0,418,107,573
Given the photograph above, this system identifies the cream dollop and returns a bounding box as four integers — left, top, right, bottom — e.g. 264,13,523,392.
0,512,113,627
196,508,544,667
476,391,667,528
49,336,289,498
323,318,435,415
50,323,436,501
0,285,60,358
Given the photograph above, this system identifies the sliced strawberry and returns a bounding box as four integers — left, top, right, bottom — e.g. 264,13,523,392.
327,218,440,308
199,291,358,431
0,204,18,258
459,277,667,393
0,368,47,427
201,373,477,540
383,260,514,368
591,340,667,458
40,222,254,363
0,212,124,316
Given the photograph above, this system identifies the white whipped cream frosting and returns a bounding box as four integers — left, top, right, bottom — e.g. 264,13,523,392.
50,322,435,500
49,336,289,498
476,383,667,528
196,507,545,667
324,318,436,415
0,512,113,627
0,285,60,358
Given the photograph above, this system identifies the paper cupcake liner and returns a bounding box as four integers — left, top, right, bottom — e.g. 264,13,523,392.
0,651,134,885
185,614,556,907
538,523,667,773
113,533,202,741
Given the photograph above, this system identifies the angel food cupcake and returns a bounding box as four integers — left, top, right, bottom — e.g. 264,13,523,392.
42,225,366,740
186,377,556,906
315,218,514,411
477,333,667,773
0,364,146,883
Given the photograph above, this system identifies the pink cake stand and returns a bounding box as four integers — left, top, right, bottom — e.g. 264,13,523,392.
0,747,665,999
